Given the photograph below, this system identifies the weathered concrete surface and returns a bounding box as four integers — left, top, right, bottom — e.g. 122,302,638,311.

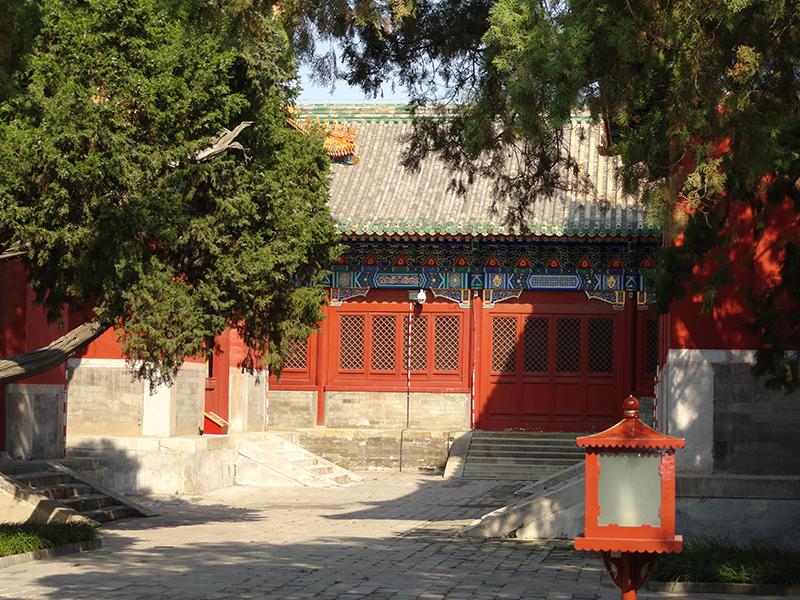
296,428,465,471
659,349,718,473
713,363,800,475
659,348,800,475
325,391,470,429
266,389,316,429
0,472,90,524
171,366,205,435
235,433,361,487
67,432,360,495
227,369,266,434
677,473,800,547
4,383,65,459
66,360,145,437
465,470,800,547
0,473,787,600
461,466,584,539
67,435,237,496
66,359,206,439
678,497,800,547
442,431,472,479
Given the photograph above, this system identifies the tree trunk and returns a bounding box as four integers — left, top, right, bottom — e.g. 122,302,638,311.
0,320,109,384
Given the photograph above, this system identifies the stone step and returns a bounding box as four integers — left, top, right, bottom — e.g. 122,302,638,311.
471,432,582,440
469,439,580,448
58,457,103,472
467,448,582,459
36,482,95,499
0,460,56,475
236,435,361,487
465,457,580,467
61,493,117,512
310,465,334,476
462,467,567,480
13,471,72,487
81,504,139,523
465,461,569,471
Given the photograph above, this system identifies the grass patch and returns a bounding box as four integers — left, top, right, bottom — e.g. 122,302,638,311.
0,522,99,558
652,538,800,586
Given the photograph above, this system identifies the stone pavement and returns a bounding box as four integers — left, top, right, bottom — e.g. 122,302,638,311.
0,473,794,600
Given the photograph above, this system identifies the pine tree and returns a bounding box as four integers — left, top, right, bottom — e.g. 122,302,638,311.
0,0,340,384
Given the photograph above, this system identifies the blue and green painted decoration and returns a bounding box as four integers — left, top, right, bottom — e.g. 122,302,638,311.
325,238,657,309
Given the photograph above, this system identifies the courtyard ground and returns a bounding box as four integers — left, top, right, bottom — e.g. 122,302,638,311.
0,473,794,600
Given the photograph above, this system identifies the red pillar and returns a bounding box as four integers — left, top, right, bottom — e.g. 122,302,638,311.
620,553,637,600
469,291,483,430
315,304,331,426
623,291,638,398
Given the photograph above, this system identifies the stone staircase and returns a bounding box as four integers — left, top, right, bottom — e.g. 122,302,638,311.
461,431,584,480
0,458,150,523
236,433,362,487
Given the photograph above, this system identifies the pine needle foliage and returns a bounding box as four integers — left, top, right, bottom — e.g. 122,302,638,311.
0,0,341,384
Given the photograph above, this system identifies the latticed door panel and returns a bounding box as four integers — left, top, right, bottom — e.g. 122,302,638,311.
588,318,614,373
370,315,397,371
403,315,428,372
282,337,308,370
480,292,627,431
332,300,468,388
339,314,365,370
492,317,518,373
434,315,460,372
523,317,549,373
556,318,582,373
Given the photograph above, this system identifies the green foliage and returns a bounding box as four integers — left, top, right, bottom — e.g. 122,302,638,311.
0,522,98,557
295,0,800,390
652,537,800,586
0,0,340,383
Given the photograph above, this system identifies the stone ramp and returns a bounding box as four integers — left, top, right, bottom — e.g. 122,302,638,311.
236,433,362,487
0,458,153,524
460,431,583,480
460,463,584,539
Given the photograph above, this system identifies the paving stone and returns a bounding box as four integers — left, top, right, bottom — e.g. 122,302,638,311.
0,472,795,600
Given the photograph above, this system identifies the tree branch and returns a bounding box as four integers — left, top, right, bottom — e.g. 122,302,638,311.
0,320,109,384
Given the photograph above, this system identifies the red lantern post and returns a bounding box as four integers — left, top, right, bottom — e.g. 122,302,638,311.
574,396,685,600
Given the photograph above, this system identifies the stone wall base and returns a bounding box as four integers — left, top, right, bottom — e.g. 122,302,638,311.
67,434,237,496
295,428,467,472
659,349,800,475
5,384,65,459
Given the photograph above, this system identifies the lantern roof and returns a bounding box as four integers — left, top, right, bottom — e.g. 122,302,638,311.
576,396,685,450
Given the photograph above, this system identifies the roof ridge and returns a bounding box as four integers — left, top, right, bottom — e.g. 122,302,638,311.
298,104,595,123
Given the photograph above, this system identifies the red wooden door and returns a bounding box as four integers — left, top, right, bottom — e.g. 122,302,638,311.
477,292,624,432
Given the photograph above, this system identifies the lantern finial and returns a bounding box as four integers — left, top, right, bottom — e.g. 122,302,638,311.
622,395,639,420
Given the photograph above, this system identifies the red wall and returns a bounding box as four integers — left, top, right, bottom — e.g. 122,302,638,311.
669,195,800,350
0,260,69,385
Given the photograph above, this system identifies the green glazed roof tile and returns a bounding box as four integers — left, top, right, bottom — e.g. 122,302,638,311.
318,106,659,239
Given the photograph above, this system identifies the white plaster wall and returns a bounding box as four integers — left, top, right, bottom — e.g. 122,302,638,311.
661,349,756,473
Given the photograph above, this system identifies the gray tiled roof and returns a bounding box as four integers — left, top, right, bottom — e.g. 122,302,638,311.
313,105,656,238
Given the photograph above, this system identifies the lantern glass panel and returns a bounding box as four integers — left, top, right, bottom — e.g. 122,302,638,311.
597,452,662,527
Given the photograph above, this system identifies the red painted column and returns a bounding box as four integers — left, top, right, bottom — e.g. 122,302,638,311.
315,303,331,426
623,291,638,399
470,291,483,430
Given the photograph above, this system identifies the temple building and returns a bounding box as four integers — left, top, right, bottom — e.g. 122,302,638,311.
2,105,796,486
267,105,661,466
